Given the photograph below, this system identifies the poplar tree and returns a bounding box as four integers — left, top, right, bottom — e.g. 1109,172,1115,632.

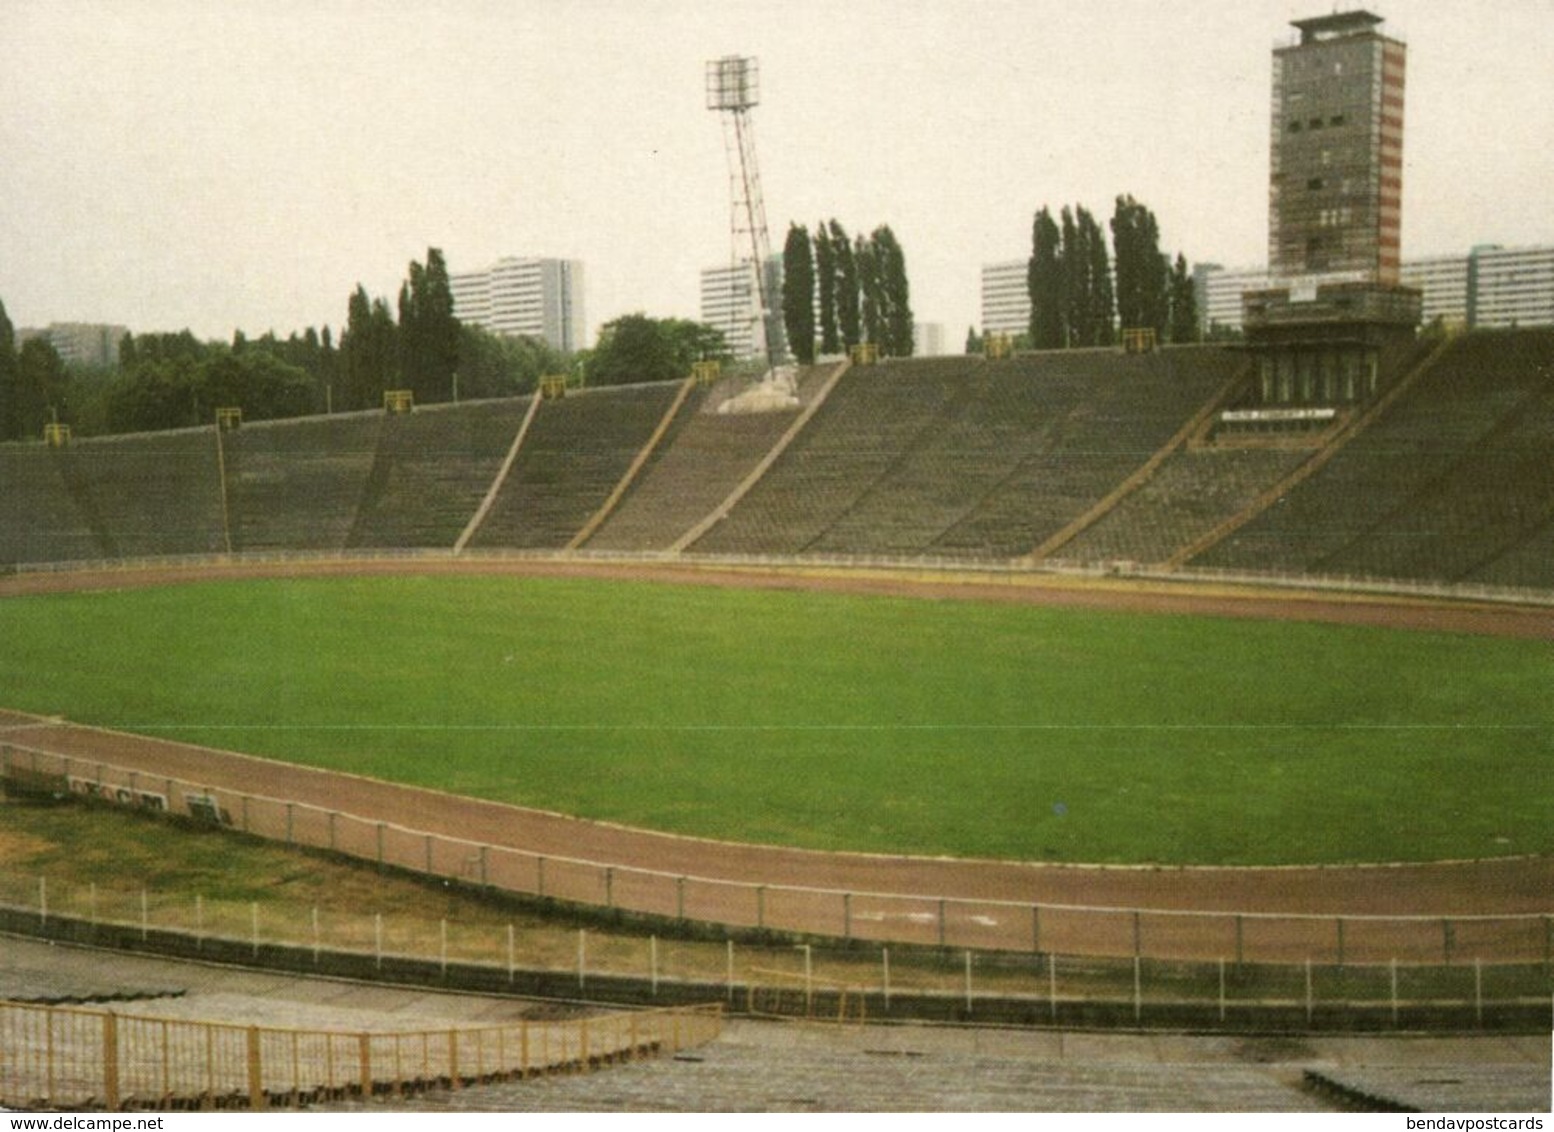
873,225,914,357
830,220,861,349
1168,253,1200,343
1111,195,1168,337
855,233,883,348
813,223,839,355
1082,207,1115,347
781,223,816,364
1027,208,1064,350
0,299,19,440
397,248,460,403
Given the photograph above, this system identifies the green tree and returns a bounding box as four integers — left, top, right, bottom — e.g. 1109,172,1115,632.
855,233,882,348
199,351,315,422
813,222,839,356
456,324,561,399
340,285,398,410
16,337,68,437
781,223,816,364
1083,207,1116,347
1057,205,1114,348
1111,195,1168,337
105,358,198,433
964,325,983,355
0,299,19,441
395,249,461,404
1168,253,1200,344
1027,207,1064,350
829,220,860,349
585,314,729,387
873,225,914,357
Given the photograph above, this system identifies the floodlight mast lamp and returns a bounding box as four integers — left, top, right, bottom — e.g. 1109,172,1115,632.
706,55,777,371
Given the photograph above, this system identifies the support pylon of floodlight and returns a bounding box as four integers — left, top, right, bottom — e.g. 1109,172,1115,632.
707,55,777,370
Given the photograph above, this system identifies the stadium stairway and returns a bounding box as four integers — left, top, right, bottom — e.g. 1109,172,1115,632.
224,412,383,552
1028,356,1251,564
672,360,853,554
1309,328,1554,583
1171,335,1456,571
466,382,685,551
59,427,228,558
931,349,1243,558
582,367,837,553
0,445,112,565
567,375,699,549
348,397,536,549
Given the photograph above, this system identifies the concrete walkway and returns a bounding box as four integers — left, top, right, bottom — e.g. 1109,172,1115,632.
3,937,1548,1112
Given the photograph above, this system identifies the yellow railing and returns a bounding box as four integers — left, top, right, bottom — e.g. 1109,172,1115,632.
0,998,722,1112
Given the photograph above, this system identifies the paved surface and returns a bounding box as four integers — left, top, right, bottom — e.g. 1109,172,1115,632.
4,938,1549,1113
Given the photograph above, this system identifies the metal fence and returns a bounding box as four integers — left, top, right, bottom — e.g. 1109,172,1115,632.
0,996,721,1112
5,546,1552,610
3,742,1550,968
3,875,1548,1040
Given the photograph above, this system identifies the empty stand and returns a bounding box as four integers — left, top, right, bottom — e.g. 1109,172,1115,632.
933,350,1242,558
225,413,383,552
54,428,228,558
583,384,810,552
0,446,111,565
1059,447,1312,567
349,398,534,548
1194,330,1554,582
468,383,683,550
689,359,978,555
0,331,1549,593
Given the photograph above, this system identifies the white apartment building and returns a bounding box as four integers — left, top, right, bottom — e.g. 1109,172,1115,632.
18,322,129,368
1400,255,1470,328
1193,246,1554,334
979,260,1029,339
1193,265,1272,337
448,257,585,354
913,322,945,357
1470,245,1554,330
700,258,785,362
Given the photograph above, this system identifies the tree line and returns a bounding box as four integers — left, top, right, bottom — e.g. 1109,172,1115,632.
970,195,1199,354
781,220,913,365
0,248,567,441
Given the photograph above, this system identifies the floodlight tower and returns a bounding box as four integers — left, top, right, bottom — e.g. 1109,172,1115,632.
706,55,777,370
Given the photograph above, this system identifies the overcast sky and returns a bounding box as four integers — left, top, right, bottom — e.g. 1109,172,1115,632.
2,0,1551,347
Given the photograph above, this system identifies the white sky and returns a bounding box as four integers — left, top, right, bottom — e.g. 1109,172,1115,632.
2,0,1551,347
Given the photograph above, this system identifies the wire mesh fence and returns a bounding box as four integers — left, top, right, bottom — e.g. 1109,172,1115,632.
1,868,1549,1039
4,741,1550,969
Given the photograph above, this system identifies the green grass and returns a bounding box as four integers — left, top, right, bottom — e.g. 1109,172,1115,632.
1,574,1550,865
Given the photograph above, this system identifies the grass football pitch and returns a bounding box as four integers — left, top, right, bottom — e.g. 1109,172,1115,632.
0,574,1548,865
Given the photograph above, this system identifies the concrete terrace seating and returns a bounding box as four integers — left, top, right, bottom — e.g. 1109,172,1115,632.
689,358,982,555
469,382,682,551
806,359,1073,555
1058,447,1312,567
224,413,383,552
345,1021,1328,1113
1318,331,1554,583
0,445,111,565
348,398,534,549
1468,515,1554,591
582,384,795,552
932,349,1241,558
1194,330,1554,580
56,428,228,559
